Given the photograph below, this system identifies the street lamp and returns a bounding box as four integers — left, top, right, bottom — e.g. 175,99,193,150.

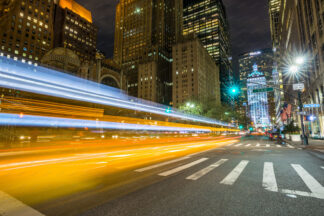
288,56,308,145
295,56,305,65
289,65,299,74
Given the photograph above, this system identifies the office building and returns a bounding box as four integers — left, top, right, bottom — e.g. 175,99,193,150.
183,0,232,103
238,48,275,121
0,0,55,62
53,0,97,62
113,0,183,104
247,64,271,128
268,0,284,125
172,35,220,107
277,0,324,137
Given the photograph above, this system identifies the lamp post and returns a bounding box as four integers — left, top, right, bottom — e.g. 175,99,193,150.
289,56,308,145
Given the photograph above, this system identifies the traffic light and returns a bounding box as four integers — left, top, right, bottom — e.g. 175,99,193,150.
229,86,239,96
165,107,172,113
239,125,244,130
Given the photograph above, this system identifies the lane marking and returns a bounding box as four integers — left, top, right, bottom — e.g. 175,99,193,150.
227,143,234,147
287,144,294,149
256,143,260,147
220,160,249,185
245,144,251,147
266,144,270,148
135,156,190,172
186,159,228,180
158,158,208,176
321,166,324,170
0,190,45,216
291,164,324,199
263,162,278,192
276,145,282,148
234,143,242,147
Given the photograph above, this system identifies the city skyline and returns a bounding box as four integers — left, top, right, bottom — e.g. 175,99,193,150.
78,0,272,60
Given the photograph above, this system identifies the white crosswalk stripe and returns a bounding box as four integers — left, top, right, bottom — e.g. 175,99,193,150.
266,144,270,148
158,158,208,176
234,143,242,147
135,156,190,172
245,144,251,147
135,157,324,200
263,162,278,192
276,145,282,148
290,164,324,199
287,144,294,148
186,159,228,180
256,143,260,147
220,160,249,185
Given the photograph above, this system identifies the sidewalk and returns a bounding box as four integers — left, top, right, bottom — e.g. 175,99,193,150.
285,138,324,160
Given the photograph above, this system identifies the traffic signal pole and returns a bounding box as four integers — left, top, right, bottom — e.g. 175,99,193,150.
298,91,308,145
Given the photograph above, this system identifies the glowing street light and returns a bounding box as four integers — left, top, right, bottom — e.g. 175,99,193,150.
289,65,299,74
295,56,305,65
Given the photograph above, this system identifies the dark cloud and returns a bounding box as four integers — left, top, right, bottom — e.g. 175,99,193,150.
78,0,271,62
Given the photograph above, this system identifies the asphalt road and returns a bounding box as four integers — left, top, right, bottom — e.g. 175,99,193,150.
78,136,324,216
1,136,324,216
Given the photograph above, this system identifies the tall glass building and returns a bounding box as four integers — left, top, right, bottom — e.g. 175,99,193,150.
183,0,232,103
247,64,271,128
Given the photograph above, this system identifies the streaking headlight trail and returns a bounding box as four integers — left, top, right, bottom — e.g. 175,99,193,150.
0,56,233,127
0,113,211,132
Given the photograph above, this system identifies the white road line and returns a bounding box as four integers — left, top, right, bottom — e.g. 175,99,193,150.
291,164,324,199
245,144,251,147
263,162,278,192
276,145,282,148
135,156,189,172
186,159,228,180
287,144,294,149
0,191,45,216
158,158,208,176
227,143,234,147
220,160,249,185
321,166,324,170
234,143,242,147
256,143,260,147
266,144,270,148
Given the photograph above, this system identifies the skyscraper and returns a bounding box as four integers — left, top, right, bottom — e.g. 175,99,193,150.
113,0,182,104
172,34,221,107
0,0,55,62
269,0,281,50
183,0,231,102
53,0,97,62
247,64,271,128
268,0,284,125
238,48,275,121
0,0,97,64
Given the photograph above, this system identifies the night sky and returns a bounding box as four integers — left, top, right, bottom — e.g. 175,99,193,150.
78,0,272,70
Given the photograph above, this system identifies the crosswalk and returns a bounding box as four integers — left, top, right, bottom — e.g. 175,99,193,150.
226,143,295,149
135,157,324,200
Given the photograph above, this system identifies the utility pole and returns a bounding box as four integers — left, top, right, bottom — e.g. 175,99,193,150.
298,91,308,145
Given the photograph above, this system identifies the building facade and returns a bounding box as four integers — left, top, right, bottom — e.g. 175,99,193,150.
0,0,55,62
53,0,97,62
183,0,232,103
238,48,275,121
268,0,284,125
113,0,183,104
247,64,271,128
172,35,220,107
277,0,324,137
0,0,97,64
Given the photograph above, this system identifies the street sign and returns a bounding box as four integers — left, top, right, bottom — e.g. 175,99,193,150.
293,83,304,91
297,111,307,115
303,104,320,108
252,87,274,93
